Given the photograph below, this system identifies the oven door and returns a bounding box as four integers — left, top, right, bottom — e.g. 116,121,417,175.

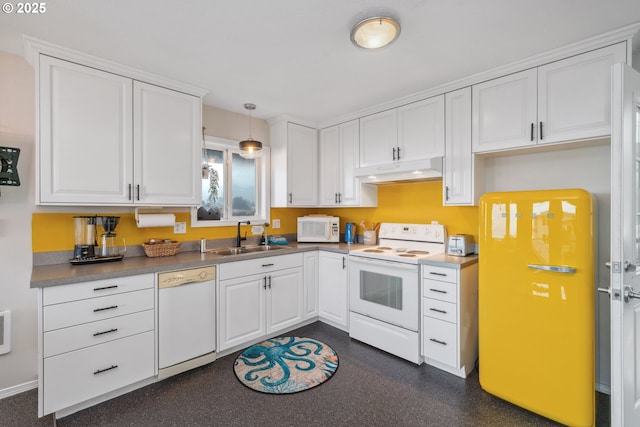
349,255,420,331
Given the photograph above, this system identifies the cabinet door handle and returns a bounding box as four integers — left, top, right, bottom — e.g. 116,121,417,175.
93,285,118,292
429,272,447,277
93,305,118,313
128,184,132,201
396,146,401,160
335,193,338,204
93,365,118,375
136,184,141,201
392,147,396,161
429,338,447,346
445,186,450,201
93,328,118,337
530,123,534,141
268,275,272,289
429,308,447,314
342,257,346,269
263,276,267,289
338,193,342,203
288,193,293,204
539,121,543,140
429,288,447,294
262,263,274,267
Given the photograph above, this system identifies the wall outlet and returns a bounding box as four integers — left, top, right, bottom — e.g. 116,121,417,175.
272,219,281,229
251,225,264,235
174,222,186,234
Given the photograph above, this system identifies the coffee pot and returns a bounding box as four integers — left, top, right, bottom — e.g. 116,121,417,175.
98,216,126,258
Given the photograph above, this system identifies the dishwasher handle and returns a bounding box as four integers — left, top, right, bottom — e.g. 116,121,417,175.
158,266,216,289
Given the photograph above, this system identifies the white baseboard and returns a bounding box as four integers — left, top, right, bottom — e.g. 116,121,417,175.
0,380,37,400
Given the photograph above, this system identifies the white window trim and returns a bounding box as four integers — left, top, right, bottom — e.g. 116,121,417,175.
191,135,270,228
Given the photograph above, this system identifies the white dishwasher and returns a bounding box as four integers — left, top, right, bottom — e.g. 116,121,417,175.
158,266,216,379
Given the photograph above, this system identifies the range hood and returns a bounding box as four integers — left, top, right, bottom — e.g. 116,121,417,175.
354,157,443,184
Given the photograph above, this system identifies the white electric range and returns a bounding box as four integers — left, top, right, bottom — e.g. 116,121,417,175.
348,223,447,364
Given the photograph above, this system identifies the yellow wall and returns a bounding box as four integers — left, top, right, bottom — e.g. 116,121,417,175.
32,181,478,252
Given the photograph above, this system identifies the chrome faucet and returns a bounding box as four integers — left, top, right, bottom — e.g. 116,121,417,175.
236,220,250,247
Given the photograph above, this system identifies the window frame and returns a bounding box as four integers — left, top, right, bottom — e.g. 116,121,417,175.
190,135,270,228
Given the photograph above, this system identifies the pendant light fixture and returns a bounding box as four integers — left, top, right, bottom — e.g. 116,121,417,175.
239,103,263,159
351,16,400,49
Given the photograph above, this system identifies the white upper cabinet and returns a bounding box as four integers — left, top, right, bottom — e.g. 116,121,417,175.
270,121,318,207
133,81,200,205
359,109,397,167
360,96,445,167
397,96,445,160
319,120,376,207
537,43,626,144
37,55,202,205
473,43,626,153
472,69,537,152
443,87,483,206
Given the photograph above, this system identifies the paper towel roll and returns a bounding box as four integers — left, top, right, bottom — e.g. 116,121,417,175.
136,214,176,228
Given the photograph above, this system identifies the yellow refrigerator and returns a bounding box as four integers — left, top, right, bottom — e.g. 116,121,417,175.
478,189,595,427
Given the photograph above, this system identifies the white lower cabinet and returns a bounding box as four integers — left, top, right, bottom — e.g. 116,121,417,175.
421,262,478,378
38,274,156,417
318,252,349,331
303,251,319,319
217,253,304,352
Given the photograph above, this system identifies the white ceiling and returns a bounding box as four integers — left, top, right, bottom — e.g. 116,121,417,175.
2,0,640,125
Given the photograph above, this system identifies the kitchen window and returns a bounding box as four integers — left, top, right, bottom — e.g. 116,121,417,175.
191,136,270,227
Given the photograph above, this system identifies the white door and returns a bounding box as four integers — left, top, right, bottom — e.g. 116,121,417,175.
397,95,445,161
287,123,318,205
359,109,397,167
338,120,360,205
319,125,340,205
610,62,640,426
267,267,303,333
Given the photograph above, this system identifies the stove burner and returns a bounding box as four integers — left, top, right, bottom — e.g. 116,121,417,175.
398,253,416,257
376,247,392,250
407,250,430,255
363,249,384,253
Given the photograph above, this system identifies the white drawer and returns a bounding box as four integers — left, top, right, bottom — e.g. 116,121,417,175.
43,331,154,415
44,288,154,331
423,279,457,303
44,309,154,357
422,316,457,366
423,298,457,323
43,274,154,306
422,265,457,283
218,253,303,280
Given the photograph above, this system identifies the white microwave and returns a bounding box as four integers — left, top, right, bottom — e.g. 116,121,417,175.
297,216,340,243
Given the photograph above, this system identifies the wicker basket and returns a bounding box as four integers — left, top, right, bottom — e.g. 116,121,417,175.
142,241,181,257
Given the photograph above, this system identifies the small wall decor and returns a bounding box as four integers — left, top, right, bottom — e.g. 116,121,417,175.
0,146,20,197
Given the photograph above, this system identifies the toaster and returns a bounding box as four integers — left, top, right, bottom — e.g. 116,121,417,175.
447,234,475,256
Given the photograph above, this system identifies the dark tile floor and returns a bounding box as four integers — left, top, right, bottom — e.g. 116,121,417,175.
1,322,609,426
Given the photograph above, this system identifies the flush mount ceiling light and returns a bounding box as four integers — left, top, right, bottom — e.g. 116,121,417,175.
239,103,263,159
351,16,400,49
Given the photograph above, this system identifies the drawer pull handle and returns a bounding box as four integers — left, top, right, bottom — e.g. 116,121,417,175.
429,288,447,294
93,285,118,291
262,263,274,267
429,338,447,346
94,305,118,313
93,365,118,375
429,308,447,314
93,328,118,337
429,272,447,277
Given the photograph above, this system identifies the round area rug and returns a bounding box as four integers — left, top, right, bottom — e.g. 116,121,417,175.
233,336,339,394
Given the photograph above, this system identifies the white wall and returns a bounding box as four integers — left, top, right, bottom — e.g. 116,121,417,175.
0,51,37,393
483,141,611,390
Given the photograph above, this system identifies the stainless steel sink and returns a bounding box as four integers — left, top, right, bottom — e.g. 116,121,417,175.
208,245,284,256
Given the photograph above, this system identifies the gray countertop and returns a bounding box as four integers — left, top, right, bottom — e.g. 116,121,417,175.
31,242,478,288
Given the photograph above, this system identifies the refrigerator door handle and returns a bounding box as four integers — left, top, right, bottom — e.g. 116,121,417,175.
527,264,576,274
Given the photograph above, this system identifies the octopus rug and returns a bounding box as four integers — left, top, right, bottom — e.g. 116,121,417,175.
233,336,339,394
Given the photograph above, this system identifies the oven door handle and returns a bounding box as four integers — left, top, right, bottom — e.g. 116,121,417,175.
349,256,418,270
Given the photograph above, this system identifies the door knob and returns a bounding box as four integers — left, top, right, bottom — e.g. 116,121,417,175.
624,285,640,303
